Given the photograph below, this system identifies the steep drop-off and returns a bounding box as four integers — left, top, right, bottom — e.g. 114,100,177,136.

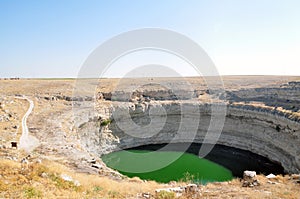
78,101,300,173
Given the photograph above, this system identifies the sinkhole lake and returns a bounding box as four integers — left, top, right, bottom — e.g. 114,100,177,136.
102,150,233,183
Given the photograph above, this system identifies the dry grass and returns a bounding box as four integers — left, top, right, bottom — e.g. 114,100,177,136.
0,157,162,199
0,157,299,199
0,96,28,145
1,78,300,198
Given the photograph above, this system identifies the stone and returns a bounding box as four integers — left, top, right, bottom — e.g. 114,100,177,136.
91,163,102,169
60,174,81,186
242,181,250,187
253,180,260,186
155,184,199,196
141,192,151,199
155,187,184,194
74,180,81,187
244,170,257,178
87,158,97,164
60,174,73,182
185,184,198,193
41,172,48,178
266,173,276,179
242,171,259,187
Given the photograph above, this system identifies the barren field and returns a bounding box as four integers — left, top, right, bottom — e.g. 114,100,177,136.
0,76,300,199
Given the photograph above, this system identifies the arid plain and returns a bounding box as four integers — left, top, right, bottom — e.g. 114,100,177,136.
0,76,300,199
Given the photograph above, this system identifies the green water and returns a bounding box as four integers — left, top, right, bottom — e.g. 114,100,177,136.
102,150,233,184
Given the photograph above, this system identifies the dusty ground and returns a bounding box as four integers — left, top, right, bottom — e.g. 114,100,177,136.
0,76,300,198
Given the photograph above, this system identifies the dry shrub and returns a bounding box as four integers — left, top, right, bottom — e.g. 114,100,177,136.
155,191,176,199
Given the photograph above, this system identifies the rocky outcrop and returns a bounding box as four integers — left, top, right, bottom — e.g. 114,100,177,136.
242,171,259,187
77,100,300,174
226,82,300,112
76,81,300,174
42,95,93,102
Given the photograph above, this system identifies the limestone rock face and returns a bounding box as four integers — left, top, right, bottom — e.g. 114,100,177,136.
76,81,300,174
77,100,300,173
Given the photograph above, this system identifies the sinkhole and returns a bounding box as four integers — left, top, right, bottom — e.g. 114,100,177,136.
102,143,285,184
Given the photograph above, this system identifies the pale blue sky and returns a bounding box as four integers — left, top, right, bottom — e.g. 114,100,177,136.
0,0,299,77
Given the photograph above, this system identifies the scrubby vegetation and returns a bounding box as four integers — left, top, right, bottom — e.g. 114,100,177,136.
155,190,176,199
0,158,160,198
0,157,299,199
100,118,112,126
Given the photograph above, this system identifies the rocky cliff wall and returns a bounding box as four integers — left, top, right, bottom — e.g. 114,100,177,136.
77,101,300,173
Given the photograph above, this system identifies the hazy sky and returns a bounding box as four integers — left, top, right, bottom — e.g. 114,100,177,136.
0,0,299,77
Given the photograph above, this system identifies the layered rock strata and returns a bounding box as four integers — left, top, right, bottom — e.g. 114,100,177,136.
77,101,300,173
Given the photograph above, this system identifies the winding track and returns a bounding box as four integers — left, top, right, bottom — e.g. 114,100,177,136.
15,96,38,151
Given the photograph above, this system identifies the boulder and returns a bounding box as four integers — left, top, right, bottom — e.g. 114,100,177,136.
266,173,276,179
242,170,260,187
184,184,198,193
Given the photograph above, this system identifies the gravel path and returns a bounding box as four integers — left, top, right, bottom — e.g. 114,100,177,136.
15,96,39,152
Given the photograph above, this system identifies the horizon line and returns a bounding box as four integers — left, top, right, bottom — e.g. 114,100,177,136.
1,74,300,80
